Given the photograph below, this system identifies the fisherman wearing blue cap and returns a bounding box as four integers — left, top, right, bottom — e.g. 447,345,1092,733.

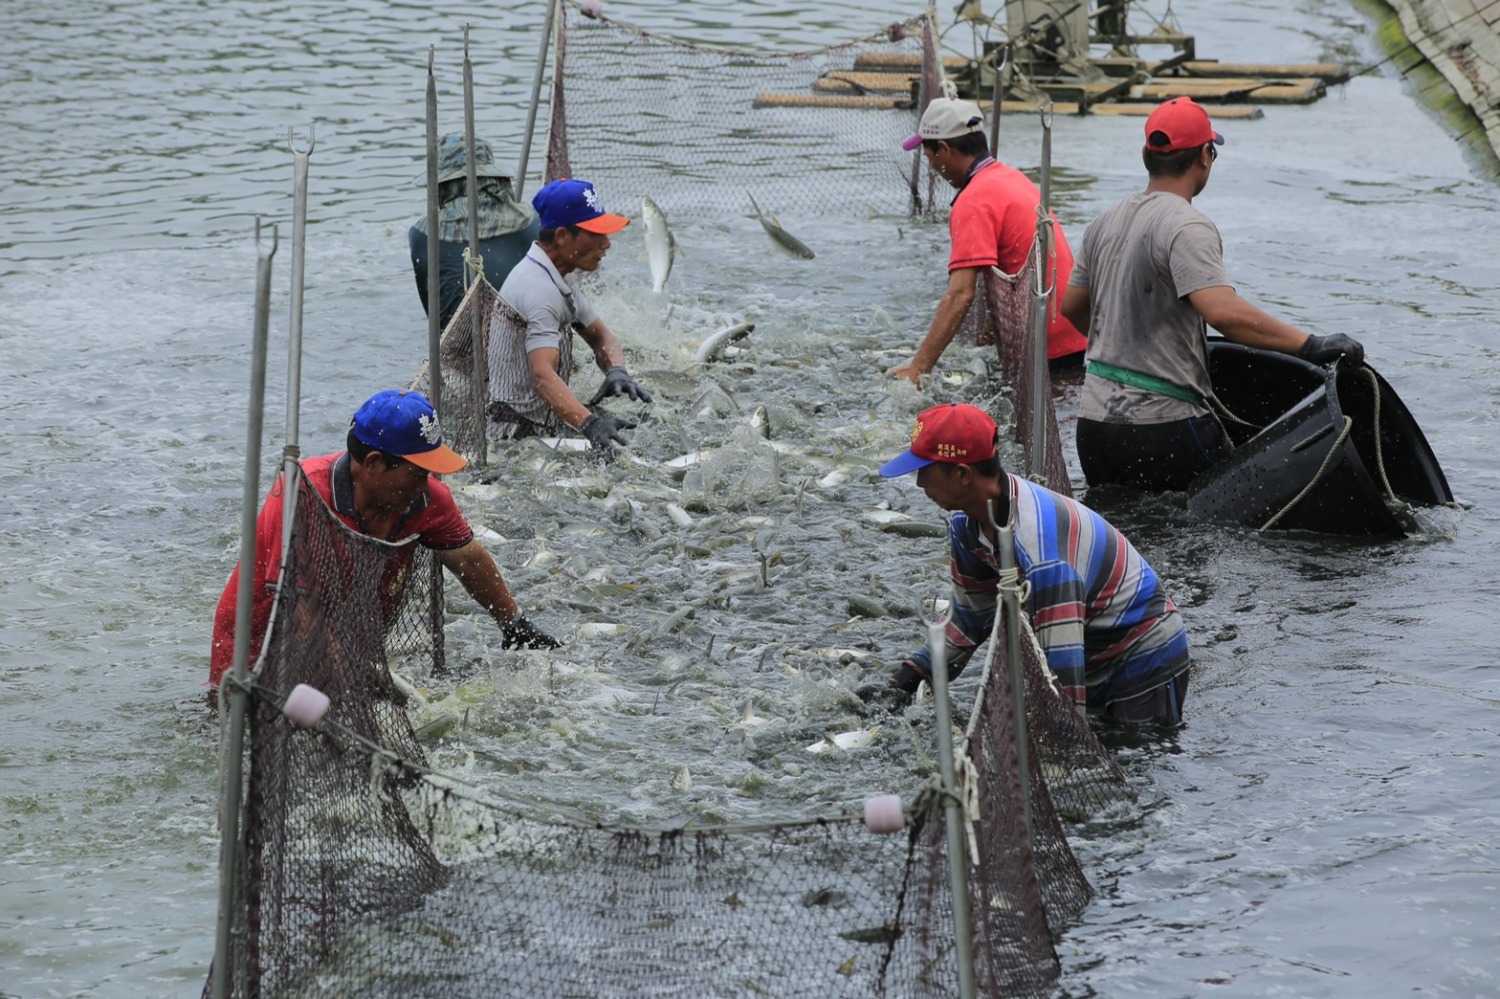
490,177,654,459
209,389,558,690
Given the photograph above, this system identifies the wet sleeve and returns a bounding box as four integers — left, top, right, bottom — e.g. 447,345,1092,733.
419,479,476,550
1168,217,1233,299
1023,558,1087,705
909,525,998,681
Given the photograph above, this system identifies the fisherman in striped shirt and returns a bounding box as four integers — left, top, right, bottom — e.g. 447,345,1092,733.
858,403,1191,727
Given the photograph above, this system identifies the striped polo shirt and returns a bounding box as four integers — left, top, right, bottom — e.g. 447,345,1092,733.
908,474,1189,709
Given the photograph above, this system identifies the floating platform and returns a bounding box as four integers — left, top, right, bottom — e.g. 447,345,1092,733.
757,24,1352,116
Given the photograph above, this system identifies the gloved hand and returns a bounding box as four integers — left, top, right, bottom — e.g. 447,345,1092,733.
580,414,637,455
501,615,561,650
588,366,654,405
854,661,928,713
1297,333,1364,367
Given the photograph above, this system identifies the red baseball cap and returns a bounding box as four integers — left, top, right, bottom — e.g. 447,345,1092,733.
879,403,998,477
1143,97,1225,154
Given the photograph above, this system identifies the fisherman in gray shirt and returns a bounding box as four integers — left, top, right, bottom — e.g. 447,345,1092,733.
1061,97,1364,492
490,177,653,459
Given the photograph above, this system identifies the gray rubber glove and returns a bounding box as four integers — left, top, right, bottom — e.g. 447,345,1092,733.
1297,333,1364,367
588,366,653,405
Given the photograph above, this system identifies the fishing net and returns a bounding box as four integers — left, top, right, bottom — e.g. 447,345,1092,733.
546,0,944,218
407,272,497,468
206,464,1130,996
982,233,1073,497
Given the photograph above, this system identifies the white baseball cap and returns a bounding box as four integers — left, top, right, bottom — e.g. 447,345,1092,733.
901,98,986,151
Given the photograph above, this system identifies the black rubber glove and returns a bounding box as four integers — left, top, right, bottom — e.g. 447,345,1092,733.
580,414,637,455
854,662,928,713
588,366,654,405
501,615,561,650
1297,333,1364,367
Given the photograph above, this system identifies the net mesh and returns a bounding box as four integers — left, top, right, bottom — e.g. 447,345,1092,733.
982,237,1074,497
546,1,941,218
407,272,497,468
206,468,1133,996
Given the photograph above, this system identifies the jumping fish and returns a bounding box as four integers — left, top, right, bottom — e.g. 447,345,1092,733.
642,195,678,293
806,728,878,754
747,193,815,259
694,321,755,363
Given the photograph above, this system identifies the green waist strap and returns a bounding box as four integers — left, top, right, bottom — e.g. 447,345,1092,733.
1086,360,1207,408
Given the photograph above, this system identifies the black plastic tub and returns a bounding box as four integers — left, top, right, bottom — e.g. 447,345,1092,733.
1185,339,1452,536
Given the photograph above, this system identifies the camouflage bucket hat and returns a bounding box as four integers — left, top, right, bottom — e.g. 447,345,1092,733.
435,134,509,184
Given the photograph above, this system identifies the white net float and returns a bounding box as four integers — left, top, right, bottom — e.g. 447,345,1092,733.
863,794,904,834
282,683,331,728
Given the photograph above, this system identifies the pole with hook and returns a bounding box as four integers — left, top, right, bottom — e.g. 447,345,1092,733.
211,219,277,999
1029,102,1055,483
515,0,560,198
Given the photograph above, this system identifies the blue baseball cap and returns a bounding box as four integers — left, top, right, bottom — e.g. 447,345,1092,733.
531,178,630,234
350,390,466,474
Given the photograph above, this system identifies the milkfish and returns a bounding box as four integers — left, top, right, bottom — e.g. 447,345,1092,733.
642,195,678,293
747,192,815,259
694,321,755,363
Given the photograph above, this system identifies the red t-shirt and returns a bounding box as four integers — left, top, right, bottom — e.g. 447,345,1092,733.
948,159,1088,361
208,452,473,687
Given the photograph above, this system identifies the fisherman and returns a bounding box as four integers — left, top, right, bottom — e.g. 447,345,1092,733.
857,403,1191,727
208,389,559,691
1059,97,1365,491
408,134,540,330
891,97,1087,386
489,177,654,458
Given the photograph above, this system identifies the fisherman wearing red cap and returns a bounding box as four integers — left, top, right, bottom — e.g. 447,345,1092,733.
858,403,1191,726
209,389,558,691
1060,97,1364,491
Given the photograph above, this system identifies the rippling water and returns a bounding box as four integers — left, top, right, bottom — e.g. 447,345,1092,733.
3,0,1499,995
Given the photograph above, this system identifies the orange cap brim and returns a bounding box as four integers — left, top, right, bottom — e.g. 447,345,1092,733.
576,213,630,235
405,444,467,474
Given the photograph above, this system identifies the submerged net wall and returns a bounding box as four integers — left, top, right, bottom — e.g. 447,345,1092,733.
407,274,497,468
547,1,939,218
207,462,1132,996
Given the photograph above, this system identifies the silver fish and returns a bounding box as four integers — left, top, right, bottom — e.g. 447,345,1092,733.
747,193,815,259
694,321,755,363
641,195,678,293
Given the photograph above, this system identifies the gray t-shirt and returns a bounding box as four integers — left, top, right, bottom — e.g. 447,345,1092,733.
489,243,601,429
1072,191,1231,424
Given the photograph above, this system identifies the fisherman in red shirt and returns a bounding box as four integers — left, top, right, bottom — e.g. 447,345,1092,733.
209,388,557,690
891,97,1087,385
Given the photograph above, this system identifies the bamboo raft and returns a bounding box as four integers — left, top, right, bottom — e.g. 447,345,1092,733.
755,31,1351,116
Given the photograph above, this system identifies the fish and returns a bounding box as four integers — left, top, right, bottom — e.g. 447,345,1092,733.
806,728,878,754
750,404,771,439
694,321,755,364
642,195,678,293
747,193,815,259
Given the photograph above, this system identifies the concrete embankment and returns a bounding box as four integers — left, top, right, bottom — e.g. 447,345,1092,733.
1373,0,1500,166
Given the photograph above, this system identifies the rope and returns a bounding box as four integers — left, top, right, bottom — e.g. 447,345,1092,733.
1364,366,1399,504
959,751,981,867
1259,414,1353,532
